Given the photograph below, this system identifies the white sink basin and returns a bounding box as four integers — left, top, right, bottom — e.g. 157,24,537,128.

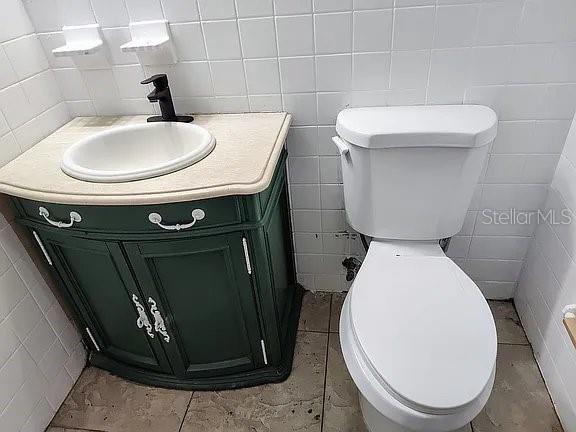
61,122,216,182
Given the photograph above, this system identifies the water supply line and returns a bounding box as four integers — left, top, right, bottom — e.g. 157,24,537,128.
342,257,362,281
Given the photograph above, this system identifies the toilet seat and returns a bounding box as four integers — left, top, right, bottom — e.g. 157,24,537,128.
340,240,497,431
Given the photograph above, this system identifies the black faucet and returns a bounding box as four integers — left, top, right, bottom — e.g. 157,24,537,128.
141,74,193,123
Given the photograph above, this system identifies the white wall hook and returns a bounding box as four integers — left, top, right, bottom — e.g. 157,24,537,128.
52,24,109,69
563,304,576,319
120,20,177,65
562,304,576,350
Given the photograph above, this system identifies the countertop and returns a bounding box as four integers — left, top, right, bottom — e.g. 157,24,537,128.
0,113,291,205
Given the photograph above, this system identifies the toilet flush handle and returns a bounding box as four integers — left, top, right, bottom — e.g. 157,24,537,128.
332,136,350,157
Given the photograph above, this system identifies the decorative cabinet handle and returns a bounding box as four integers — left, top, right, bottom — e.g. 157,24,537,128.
148,297,170,343
132,294,154,339
39,206,82,228
148,209,205,231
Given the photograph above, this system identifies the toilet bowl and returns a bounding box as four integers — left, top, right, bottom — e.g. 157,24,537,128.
339,240,496,432
333,105,500,431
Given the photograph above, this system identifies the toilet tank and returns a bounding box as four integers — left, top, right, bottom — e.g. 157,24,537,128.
335,105,498,240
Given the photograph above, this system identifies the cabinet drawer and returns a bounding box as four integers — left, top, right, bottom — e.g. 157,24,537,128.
14,197,242,234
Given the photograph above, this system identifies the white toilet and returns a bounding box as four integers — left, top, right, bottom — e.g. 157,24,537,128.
332,105,499,432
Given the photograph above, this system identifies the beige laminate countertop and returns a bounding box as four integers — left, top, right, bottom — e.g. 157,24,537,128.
0,113,292,205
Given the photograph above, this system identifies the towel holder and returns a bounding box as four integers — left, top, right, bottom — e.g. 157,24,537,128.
562,304,576,348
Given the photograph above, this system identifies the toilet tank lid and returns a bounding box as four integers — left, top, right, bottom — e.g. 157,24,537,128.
336,105,498,149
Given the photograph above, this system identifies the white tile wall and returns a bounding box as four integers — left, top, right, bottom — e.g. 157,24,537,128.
0,3,83,432
18,0,576,296
515,114,576,431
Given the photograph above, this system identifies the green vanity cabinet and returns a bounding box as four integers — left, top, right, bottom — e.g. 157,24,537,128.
10,151,302,390
124,233,265,379
31,231,172,374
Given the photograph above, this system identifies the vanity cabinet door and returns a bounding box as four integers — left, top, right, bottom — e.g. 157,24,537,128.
124,232,266,379
32,230,172,374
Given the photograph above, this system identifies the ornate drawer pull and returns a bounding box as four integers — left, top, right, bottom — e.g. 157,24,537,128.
132,294,154,339
148,297,170,343
148,209,205,231
39,206,82,228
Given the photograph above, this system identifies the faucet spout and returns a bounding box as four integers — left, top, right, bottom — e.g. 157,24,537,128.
146,88,166,103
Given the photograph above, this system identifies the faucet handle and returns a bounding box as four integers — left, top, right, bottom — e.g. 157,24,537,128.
141,74,169,89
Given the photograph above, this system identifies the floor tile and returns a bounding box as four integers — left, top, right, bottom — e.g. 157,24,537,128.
329,293,346,333
50,367,192,432
472,345,563,432
181,331,328,432
46,298,563,432
323,333,367,432
298,291,331,332
489,301,529,345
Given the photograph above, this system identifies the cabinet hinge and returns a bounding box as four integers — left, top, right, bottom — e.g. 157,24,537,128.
242,237,252,275
260,339,268,365
85,327,100,351
32,231,52,266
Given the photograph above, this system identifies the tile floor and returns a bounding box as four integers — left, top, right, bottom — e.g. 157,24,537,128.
48,292,563,432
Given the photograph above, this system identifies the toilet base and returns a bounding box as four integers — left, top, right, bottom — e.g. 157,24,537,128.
340,284,494,432
359,393,471,432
